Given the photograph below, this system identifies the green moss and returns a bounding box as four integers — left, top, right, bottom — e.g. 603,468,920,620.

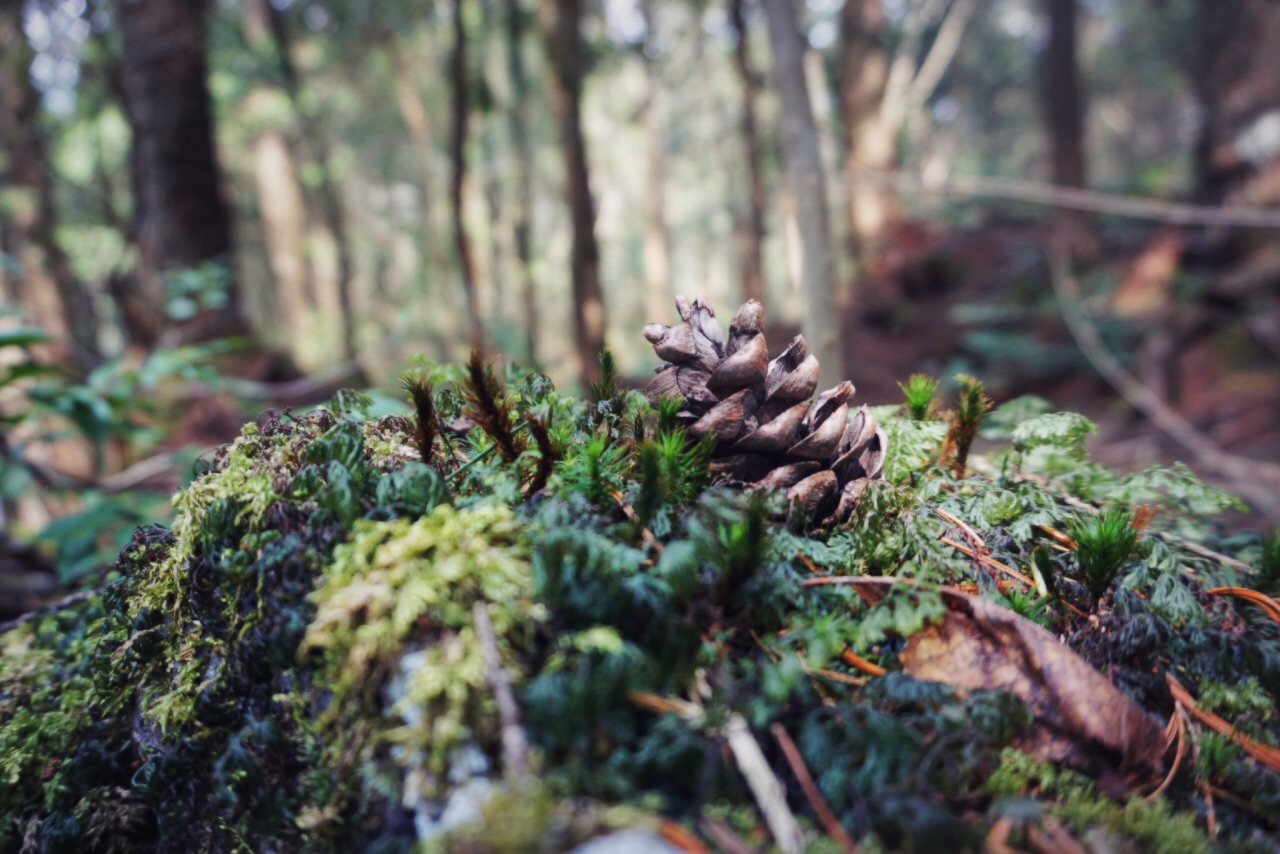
305,503,540,781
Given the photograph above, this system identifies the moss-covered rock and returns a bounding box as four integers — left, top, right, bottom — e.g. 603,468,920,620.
2,364,1279,852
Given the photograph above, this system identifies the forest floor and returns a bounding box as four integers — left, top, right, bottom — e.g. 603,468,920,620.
838,218,1280,531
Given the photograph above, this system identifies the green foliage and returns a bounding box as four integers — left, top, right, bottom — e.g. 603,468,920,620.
1068,505,1139,601
941,373,993,477
2,362,1277,851
898,373,940,421
1011,411,1098,462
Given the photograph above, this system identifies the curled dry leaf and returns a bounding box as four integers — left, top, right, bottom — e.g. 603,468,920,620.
850,578,1166,783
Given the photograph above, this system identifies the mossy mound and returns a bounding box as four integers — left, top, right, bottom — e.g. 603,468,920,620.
2,360,1279,853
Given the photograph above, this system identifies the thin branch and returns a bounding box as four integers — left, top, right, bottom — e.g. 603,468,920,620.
725,713,805,854
770,723,861,853
471,601,530,781
905,0,977,111
850,170,1280,229
1048,248,1280,517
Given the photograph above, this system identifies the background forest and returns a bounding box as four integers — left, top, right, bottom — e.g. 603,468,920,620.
3,0,1280,616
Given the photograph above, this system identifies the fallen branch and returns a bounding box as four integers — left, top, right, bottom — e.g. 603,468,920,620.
851,170,1280,229
1048,249,1280,518
725,713,805,854
770,723,861,854
472,601,530,781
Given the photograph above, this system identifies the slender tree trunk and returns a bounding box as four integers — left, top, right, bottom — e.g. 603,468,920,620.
0,0,97,364
451,0,484,350
243,0,311,353
760,0,840,386
387,34,458,356
639,0,671,323
251,132,311,350
266,4,357,361
728,0,766,306
838,0,894,255
117,0,242,346
538,0,605,385
505,0,539,364
1042,0,1086,189
1193,0,1280,207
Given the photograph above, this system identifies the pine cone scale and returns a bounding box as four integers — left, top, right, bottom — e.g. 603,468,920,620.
644,296,889,528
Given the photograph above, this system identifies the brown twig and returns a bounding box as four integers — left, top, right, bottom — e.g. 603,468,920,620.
840,649,887,678
940,537,1035,587
471,601,530,781
697,818,755,854
770,724,861,853
1145,705,1187,802
725,713,805,854
1204,587,1280,622
1166,673,1280,773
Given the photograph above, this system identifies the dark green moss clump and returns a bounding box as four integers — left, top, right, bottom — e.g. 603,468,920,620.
3,363,1279,852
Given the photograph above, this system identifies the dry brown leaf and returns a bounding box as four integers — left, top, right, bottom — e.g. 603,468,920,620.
850,579,1166,783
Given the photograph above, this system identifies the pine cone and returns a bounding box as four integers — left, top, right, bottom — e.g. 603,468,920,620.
644,296,887,527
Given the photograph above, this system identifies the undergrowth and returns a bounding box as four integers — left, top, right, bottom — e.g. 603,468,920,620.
1,357,1278,852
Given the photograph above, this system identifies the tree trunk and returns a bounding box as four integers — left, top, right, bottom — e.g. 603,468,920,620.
243,0,311,353
838,0,895,255
451,0,484,350
116,0,242,347
0,0,98,364
760,0,840,387
1193,0,1280,207
538,0,605,386
505,0,539,364
639,0,671,324
728,0,766,306
1042,0,1086,189
387,34,459,357
265,4,357,361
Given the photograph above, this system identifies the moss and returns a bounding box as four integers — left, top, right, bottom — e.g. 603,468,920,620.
2,373,1279,851
304,503,540,782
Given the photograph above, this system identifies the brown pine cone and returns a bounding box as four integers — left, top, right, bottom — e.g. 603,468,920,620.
644,296,886,527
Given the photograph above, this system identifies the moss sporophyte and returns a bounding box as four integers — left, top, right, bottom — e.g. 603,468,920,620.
2,325,1278,851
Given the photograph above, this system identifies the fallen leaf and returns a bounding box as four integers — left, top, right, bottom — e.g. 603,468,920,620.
850,579,1166,783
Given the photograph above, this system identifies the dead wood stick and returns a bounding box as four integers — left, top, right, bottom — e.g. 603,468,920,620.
853,170,1280,229
725,713,805,854
472,601,530,781
770,724,860,853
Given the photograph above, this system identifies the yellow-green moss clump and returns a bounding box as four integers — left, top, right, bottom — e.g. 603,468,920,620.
2,366,1279,852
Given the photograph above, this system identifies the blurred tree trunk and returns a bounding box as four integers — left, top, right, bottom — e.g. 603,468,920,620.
538,0,605,385
505,0,539,364
243,0,311,353
1042,0,1086,189
0,0,98,364
116,0,243,347
728,0,765,306
760,0,840,386
639,0,671,323
265,5,357,361
451,0,484,350
387,34,459,357
838,0,894,255
1193,0,1280,207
